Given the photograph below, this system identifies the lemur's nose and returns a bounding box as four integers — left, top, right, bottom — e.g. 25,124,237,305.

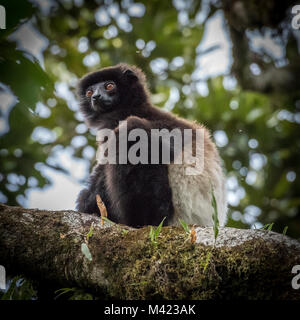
92,94,101,101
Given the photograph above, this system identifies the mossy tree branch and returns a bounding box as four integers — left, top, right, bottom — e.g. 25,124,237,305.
0,203,300,299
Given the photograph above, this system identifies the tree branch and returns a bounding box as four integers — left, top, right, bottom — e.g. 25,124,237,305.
0,203,299,299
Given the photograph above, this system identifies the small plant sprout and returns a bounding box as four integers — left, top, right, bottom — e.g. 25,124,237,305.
85,222,94,244
267,223,274,231
179,219,190,234
203,251,212,273
149,217,166,245
101,216,127,234
179,219,197,244
102,216,116,226
282,226,288,235
262,223,274,231
211,187,219,243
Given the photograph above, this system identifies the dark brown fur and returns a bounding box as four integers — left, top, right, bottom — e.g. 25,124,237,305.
76,64,212,227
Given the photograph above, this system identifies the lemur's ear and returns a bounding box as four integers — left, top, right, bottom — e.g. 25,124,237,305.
123,69,138,82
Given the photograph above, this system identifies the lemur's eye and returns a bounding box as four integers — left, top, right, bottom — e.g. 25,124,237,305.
105,83,115,91
86,90,93,97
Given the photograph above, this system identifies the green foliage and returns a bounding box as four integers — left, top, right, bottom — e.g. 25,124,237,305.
86,222,94,242
149,217,166,244
102,216,116,226
102,216,129,234
0,276,37,300
203,251,212,273
261,223,274,231
179,219,190,234
211,188,219,242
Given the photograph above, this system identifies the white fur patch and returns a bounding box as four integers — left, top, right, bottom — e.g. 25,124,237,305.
167,161,227,227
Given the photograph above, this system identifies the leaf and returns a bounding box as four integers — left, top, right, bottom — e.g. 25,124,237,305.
1,277,18,300
86,223,94,243
267,223,274,231
102,216,115,226
154,217,166,240
262,223,274,231
149,226,155,242
149,217,166,244
203,251,212,272
179,219,190,234
246,108,264,123
211,187,219,242
282,226,288,236
81,243,92,261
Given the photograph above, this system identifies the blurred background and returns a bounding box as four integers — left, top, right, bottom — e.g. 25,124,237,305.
0,0,299,238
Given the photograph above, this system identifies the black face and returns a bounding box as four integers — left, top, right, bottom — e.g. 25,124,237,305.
85,80,119,112
78,64,149,127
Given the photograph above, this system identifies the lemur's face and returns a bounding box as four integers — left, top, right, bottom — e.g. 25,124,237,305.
78,64,148,127
85,80,119,112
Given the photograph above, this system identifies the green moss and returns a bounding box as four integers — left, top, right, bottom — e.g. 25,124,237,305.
91,226,300,300
1,205,299,300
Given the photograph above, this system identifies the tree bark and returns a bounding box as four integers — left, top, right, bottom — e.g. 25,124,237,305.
0,203,300,299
